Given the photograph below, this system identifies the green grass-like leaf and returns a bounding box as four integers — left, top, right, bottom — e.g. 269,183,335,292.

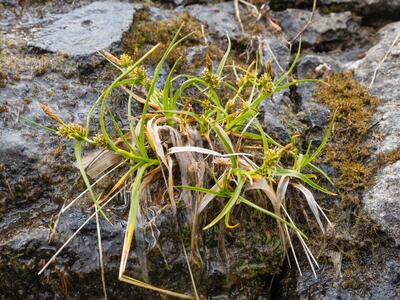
275,168,336,195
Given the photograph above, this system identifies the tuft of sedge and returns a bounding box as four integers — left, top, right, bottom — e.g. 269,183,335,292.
39,102,65,126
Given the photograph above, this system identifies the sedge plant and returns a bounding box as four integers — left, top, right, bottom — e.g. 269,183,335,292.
32,25,336,299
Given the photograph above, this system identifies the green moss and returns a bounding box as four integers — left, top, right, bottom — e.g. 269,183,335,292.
376,147,400,167
121,8,203,66
314,72,379,205
315,72,379,136
312,72,400,289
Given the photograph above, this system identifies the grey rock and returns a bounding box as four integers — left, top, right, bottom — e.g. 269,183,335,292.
292,21,400,300
256,25,292,136
295,255,400,300
297,53,344,76
0,0,18,8
171,0,208,5
147,6,173,22
319,0,400,16
159,0,212,5
260,34,291,77
178,2,241,40
262,91,304,142
29,1,142,56
363,160,400,245
275,9,360,50
270,0,400,17
300,97,331,129
348,21,400,153
296,54,342,130
180,2,291,78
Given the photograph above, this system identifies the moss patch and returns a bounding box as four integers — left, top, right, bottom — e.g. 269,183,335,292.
120,6,262,75
121,7,203,66
376,147,400,166
309,72,400,291
314,72,379,205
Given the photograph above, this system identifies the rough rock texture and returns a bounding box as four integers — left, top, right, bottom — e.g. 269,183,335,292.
271,0,400,17
363,161,400,245
275,9,360,49
294,252,400,300
30,1,142,56
319,0,400,17
288,16,400,300
178,2,242,40
350,21,400,245
349,21,400,153
296,54,342,131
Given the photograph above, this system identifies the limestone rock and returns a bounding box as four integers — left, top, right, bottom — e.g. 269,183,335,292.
275,9,360,50
364,160,400,245
30,1,141,56
178,2,241,40
270,0,400,17
348,21,400,153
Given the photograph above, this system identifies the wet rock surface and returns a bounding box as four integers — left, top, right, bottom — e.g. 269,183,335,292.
1,0,400,299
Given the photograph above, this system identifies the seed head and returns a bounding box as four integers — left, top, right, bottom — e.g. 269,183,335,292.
57,123,86,140
102,51,121,65
256,148,281,178
258,73,273,94
237,74,248,87
201,99,211,109
225,99,235,110
205,52,213,74
93,134,108,149
130,66,148,85
202,70,220,89
39,102,65,125
119,54,133,68
265,60,272,75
